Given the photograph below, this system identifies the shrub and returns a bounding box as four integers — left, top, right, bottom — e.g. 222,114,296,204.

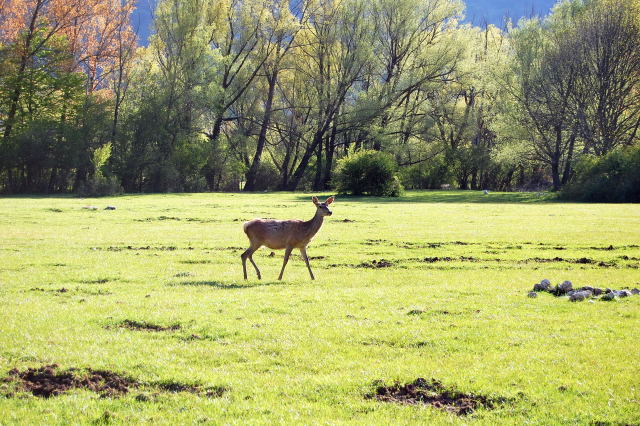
561,146,640,202
77,175,123,197
400,156,452,189
334,150,403,196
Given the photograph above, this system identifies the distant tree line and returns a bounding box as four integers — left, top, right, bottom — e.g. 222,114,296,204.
1,0,639,196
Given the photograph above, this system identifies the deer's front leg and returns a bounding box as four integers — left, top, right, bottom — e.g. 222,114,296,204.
278,247,293,280
300,247,315,280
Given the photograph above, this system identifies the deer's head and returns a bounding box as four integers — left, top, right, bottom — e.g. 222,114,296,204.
312,196,334,216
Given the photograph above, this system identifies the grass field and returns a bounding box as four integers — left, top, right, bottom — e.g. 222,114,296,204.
0,191,639,424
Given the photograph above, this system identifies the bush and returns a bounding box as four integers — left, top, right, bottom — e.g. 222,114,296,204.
561,146,640,202
334,150,403,196
400,156,452,189
77,175,123,197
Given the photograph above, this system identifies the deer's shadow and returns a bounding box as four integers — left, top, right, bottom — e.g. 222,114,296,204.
169,280,289,289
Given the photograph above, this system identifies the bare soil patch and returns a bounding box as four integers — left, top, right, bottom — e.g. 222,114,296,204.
156,380,227,397
98,245,182,252
369,378,503,415
422,256,480,263
524,257,615,267
113,319,181,332
3,364,136,398
358,259,394,268
2,365,228,399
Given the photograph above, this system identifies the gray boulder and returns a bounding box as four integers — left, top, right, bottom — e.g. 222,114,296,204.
601,292,616,301
631,288,640,295
592,288,603,296
554,280,573,295
527,291,538,298
569,290,592,302
533,279,552,292
105,206,117,210
615,290,632,298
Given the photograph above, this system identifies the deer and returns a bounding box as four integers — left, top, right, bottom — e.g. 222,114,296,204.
241,196,334,281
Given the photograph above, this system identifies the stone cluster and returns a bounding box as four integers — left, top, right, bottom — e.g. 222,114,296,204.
530,278,639,302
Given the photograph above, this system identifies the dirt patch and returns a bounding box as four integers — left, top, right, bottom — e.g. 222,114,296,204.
179,259,211,264
79,278,111,284
368,378,502,415
524,257,616,267
364,239,388,245
113,319,181,332
340,218,356,223
407,309,425,315
358,259,394,268
155,380,227,397
309,256,325,260
422,256,480,263
3,364,136,398
3,365,227,399
99,245,181,252
423,256,454,263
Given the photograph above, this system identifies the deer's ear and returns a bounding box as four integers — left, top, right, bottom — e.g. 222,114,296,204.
312,196,319,205
325,196,334,205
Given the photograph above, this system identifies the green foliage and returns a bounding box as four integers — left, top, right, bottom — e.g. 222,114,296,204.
92,143,112,177
76,174,123,197
400,156,452,189
334,150,403,196
561,146,640,202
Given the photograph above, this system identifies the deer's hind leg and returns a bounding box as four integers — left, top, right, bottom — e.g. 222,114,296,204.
300,247,315,280
241,243,262,280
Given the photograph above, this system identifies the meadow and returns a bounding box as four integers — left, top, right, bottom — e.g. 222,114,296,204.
0,191,639,424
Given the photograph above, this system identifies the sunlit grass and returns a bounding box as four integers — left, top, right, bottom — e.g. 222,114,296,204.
0,191,639,424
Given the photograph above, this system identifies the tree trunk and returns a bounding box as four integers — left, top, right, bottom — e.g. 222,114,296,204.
287,130,324,191
244,70,278,191
561,131,576,185
322,118,338,190
203,115,224,190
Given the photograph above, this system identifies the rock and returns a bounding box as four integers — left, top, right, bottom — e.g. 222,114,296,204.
615,290,632,298
567,290,577,296
483,189,490,195
631,288,640,295
82,206,98,210
534,279,551,292
569,292,586,302
601,292,616,301
569,290,592,302
580,286,594,292
527,291,537,298
605,288,613,294
592,288,603,296
555,280,573,295
105,206,116,210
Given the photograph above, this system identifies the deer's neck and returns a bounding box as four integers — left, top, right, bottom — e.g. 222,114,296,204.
303,211,325,240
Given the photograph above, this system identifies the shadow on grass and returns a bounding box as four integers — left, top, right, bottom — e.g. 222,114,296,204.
292,190,560,204
170,280,288,289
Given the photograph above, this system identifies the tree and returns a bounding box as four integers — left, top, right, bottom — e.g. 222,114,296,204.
572,0,640,155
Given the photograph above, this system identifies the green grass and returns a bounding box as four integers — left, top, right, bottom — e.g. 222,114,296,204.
0,191,639,424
